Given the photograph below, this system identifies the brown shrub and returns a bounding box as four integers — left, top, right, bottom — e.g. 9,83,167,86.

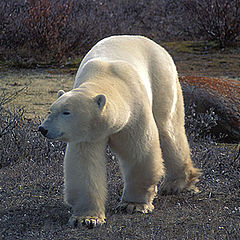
24,0,74,59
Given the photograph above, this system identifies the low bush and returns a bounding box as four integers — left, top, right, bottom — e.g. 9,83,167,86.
1,0,239,63
182,0,240,48
0,90,66,168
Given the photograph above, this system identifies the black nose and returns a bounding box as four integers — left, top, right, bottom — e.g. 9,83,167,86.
38,126,48,137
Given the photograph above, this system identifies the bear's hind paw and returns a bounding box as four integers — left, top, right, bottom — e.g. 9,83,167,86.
116,202,154,214
68,215,106,229
160,179,199,195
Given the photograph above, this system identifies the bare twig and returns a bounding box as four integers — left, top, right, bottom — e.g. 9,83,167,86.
0,83,30,107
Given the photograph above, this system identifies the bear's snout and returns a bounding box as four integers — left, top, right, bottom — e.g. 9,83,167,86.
38,126,48,137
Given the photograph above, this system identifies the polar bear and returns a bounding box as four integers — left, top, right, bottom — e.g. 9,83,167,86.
39,35,201,228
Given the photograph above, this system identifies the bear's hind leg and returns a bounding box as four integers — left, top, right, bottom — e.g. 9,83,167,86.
153,81,201,195
156,110,201,194
159,127,201,195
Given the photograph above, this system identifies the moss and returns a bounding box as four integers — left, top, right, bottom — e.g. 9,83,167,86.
162,41,220,54
65,57,83,67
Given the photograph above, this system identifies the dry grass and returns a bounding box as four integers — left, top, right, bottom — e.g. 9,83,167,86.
0,70,73,118
162,41,240,78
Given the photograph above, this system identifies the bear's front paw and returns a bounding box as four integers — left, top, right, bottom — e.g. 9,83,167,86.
68,215,106,229
116,202,154,214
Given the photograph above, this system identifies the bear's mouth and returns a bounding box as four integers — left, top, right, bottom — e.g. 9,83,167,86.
46,132,64,140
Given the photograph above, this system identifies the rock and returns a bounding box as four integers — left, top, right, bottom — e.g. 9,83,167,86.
180,76,240,143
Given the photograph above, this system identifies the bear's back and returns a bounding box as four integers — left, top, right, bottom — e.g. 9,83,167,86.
74,35,177,107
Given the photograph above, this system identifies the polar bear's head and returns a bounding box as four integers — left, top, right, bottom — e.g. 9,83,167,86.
39,89,108,143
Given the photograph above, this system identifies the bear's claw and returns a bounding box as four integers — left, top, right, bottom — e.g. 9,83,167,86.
116,202,154,214
68,215,106,229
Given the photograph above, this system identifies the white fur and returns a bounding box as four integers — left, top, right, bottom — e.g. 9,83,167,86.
75,36,154,104
39,35,201,228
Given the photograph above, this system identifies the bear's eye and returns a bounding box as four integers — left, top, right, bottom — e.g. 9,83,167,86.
63,111,70,115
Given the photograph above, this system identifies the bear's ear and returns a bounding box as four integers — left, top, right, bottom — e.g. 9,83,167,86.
94,94,106,110
57,90,65,98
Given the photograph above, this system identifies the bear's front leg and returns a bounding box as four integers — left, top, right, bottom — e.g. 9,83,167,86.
111,120,165,215
64,141,107,228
